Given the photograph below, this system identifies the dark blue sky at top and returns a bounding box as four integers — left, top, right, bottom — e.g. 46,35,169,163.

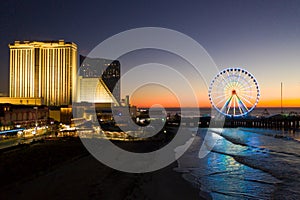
1,0,300,97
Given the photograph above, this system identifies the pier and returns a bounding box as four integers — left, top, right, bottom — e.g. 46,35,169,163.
167,115,300,130
220,115,300,129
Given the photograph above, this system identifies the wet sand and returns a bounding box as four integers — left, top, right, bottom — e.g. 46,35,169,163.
0,137,207,200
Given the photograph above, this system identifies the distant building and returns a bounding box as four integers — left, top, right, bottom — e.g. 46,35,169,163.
0,104,48,130
77,76,119,105
48,105,73,125
79,55,120,102
9,40,77,106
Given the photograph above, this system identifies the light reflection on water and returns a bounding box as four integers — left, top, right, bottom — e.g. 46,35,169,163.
237,127,300,143
197,152,277,200
177,128,288,200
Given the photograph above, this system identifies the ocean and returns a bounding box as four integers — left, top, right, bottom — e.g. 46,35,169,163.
176,127,300,199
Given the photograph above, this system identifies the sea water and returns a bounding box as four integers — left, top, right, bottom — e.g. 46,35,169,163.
176,128,300,199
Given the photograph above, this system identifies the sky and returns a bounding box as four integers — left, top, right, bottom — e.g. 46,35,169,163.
1,0,300,107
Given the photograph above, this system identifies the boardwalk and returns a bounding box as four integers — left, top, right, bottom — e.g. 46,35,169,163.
168,115,300,130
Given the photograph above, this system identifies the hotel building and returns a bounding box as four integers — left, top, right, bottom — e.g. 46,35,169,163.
9,40,77,106
77,55,120,105
78,77,119,105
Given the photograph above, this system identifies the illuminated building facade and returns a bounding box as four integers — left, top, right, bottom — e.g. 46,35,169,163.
77,76,119,105
9,40,77,106
79,55,120,102
0,97,43,106
0,104,48,130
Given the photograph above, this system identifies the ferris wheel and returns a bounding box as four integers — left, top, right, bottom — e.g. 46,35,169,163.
208,68,260,117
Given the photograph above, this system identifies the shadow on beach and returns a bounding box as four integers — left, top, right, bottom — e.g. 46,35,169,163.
0,137,207,200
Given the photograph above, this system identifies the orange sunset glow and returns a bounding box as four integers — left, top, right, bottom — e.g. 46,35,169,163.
130,84,180,108
258,99,300,108
131,96,300,108
126,64,300,108
130,86,300,108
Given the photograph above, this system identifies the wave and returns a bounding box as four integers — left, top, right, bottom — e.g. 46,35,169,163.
238,127,300,142
208,128,300,158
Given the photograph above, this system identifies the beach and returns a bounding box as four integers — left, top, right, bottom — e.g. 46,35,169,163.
0,137,205,200
2,126,298,199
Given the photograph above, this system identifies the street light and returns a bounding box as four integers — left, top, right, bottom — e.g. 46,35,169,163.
33,106,38,135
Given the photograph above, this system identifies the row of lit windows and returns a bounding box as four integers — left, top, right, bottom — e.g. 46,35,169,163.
9,44,77,106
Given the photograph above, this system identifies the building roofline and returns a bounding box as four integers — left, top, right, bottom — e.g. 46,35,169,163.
9,40,77,48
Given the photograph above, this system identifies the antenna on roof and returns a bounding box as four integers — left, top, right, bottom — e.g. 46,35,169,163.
281,82,283,113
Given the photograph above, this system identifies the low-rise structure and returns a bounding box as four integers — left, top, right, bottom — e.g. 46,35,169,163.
0,104,48,131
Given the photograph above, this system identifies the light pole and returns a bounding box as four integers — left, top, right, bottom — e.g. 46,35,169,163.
33,106,38,135
281,82,283,114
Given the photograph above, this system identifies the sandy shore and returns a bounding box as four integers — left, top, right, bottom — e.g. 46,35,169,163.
0,137,208,200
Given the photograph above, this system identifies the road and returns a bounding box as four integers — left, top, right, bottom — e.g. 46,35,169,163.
0,134,48,149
